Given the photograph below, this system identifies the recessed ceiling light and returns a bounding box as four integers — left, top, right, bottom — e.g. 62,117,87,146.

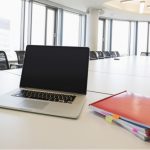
147,5,150,8
120,0,133,3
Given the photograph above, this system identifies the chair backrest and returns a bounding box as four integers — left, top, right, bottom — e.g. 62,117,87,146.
89,51,98,60
140,52,149,56
15,51,25,64
96,51,104,59
115,51,120,57
103,51,111,58
0,51,9,70
110,51,117,58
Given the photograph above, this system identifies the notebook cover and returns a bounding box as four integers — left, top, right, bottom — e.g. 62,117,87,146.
89,91,150,128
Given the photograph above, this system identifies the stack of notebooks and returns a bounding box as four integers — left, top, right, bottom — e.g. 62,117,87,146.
89,91,150,141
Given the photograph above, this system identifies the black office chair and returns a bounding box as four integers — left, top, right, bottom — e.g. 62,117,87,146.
10,51,25,68
89,51,99,60
115,51,120,57
103,51,111,58
0,51,9,70
96,51,104,59
141,52,148,56
15,51,25,65
110,51,117,58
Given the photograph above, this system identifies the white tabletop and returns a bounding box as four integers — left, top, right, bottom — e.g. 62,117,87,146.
88,56,150,96
1,56,150,149
89,56,150,77
88,71,150,96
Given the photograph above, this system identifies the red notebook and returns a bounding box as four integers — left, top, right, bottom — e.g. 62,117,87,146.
89,91,150,128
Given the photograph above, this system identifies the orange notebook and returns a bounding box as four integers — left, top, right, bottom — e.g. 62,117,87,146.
89,91,150,128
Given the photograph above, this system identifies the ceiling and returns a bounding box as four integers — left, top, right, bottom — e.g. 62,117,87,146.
49,0,150,20
49,0,150,13
104,0,150,14
49,0,108,12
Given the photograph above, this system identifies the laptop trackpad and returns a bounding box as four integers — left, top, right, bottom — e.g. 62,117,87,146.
22,100,48,109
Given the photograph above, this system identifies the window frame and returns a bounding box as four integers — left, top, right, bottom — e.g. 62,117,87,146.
24,0,86,47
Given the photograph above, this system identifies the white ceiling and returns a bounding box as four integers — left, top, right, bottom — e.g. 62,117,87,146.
49,0,150,21
104,0,150,14
49,0,108,12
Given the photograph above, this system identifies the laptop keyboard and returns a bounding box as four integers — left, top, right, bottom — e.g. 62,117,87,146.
13,90,76,104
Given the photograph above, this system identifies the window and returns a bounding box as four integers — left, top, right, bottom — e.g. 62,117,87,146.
0,0,86,60
80,15,86,47
31,3,46,45
97,20,104,51
0,0,22,60
46,8,56,45
112,20,130,56
62,11,80,46
148,23,150,52
137,22,148,55
105,20,111,51
24,0,30,50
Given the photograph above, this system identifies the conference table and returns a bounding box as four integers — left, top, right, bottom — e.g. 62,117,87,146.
0,56,150,149
88,56,150,96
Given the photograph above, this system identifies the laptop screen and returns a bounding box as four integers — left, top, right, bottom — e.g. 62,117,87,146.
20,45,89,94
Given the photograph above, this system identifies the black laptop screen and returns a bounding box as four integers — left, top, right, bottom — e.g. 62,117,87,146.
20,45,89,94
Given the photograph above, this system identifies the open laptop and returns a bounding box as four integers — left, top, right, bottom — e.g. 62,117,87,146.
0,45,89,118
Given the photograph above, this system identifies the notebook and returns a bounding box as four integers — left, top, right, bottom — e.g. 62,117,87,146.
89,91,150,128
0,45,89,118
92,108,150,141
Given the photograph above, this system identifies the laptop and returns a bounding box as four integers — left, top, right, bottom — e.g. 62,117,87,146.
0,45,89,118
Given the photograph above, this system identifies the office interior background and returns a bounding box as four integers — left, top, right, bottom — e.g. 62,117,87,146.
1,0,150,147
1,0,150,60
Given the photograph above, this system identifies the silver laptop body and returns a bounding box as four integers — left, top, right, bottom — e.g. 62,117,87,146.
0,45,89,118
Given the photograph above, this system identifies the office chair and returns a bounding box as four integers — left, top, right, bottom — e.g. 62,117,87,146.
15,51,25,64
115,51,120,57
102,51,111,58
110,51,117,58
89,51,99,60
0,51,9,70
96,51,104,59
10,51,25,69
140,52,149,56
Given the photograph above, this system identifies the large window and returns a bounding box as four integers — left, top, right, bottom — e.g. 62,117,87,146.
46,8,56,45
148,23,150,52
0,0,86,61
23,1,56,49
31,3,56,46
137,22,148,55
105,20,111,51
112,20,130,56
62,11,80,46
24,0,30,50
0,0,22,60
31,3,46,45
